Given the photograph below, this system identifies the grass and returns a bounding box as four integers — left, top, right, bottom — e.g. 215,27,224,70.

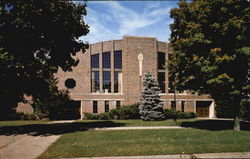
37,129,250,159
0,119,195,127
0,120,50,127
77,119,198,126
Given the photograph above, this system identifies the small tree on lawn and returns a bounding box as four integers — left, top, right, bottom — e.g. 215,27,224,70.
139,72,165,121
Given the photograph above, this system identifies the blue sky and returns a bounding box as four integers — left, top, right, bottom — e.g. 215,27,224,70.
79,1,178,44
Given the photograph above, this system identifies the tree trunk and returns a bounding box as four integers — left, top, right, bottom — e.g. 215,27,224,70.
233,99,241,131
234,115,240,131
173,86,177,126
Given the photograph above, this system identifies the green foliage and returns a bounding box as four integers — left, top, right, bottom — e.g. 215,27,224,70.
111,103,140,119
84,113,110,120
241,100,250,120
215,99,235,118
84,103,140,120
8,112,39,120
164,109,197,119
139,73,165,121
0,0,89,120
170,0,250,130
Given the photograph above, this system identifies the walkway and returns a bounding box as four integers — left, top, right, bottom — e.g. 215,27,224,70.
0,134,60,159
92,126,185,130
60,152,250,159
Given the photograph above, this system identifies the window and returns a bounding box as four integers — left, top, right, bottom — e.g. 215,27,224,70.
91,71,100,93
171,101,176,109
181,101,185,112
91,54,99,68
93,101,98,113
158,52,165,69
103,52,111,68
105,101,109,112
103,71,111,93
65,78,76,89
158,72,165,93
114,71,122,93
114,50,122,69
116,101,121,109
168,75,175,93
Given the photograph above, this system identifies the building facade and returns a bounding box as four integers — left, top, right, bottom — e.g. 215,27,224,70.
55,36,215,119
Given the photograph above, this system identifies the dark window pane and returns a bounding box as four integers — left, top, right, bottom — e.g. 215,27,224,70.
169,72,175,93
116,101,121,109
91,71,100,93
91,54,99,68
114,71,122,93
103,71,111,93
158,52,165,69
103,52,111,68
181,101,185,112
93,101,98,113
171,101,176,109
114,50,122,69
158,72,165,93
105,101,109,112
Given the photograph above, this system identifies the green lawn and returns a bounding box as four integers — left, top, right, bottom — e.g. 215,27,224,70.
37,129,250,159
0,120,50,127
78,119,198,127
0,119,195,127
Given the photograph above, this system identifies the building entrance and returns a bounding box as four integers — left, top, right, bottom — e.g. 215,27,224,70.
196,101,212,117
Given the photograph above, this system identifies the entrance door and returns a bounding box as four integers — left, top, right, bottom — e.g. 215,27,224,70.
196,101,211,117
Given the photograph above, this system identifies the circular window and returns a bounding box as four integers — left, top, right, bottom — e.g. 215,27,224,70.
65,78,76,89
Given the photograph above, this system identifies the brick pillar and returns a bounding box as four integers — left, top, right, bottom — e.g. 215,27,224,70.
111,41,114,93
99,43,103,93
165,42,169,93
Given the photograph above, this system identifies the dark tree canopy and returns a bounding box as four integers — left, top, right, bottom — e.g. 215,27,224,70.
0,0,89,119
169,0,250,130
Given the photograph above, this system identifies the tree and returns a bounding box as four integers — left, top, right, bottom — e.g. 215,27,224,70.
170,0,250,130
167,53,182,125
139,72,165,121
0,0,89,120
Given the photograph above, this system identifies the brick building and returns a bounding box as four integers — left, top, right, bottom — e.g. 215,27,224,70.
55,36,215,119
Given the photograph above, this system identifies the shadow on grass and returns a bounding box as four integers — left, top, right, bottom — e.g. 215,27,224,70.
0,121,125,136
180,119,250,131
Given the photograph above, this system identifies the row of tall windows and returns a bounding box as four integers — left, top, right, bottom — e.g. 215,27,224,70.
92,101,121,113
91,51,122,93
168,54,175,93
158,52,166,93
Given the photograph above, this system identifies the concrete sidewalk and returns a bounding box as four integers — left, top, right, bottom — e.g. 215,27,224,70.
0,134,60,159
92,126,185,130
61,152,250,159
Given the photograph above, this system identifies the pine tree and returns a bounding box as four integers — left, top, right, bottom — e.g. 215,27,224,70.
139,72,165,121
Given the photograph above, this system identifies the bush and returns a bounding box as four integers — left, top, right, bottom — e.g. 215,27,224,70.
84,103,140,120
8,112,39,120
164,109,196,119
178,112,197,119
84,113,100,120
117,103,140,119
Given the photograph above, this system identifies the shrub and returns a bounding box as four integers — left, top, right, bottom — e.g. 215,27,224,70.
84,103,140,120
118,103,140,119
178,112,197,119
164,109,197,119
99,113,110,120
84,113,100,120
8,112,39,120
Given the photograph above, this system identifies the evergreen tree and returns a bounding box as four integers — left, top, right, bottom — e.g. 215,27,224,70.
139,72,165,121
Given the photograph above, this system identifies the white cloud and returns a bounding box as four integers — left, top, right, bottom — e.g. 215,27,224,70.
80,1,174,44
